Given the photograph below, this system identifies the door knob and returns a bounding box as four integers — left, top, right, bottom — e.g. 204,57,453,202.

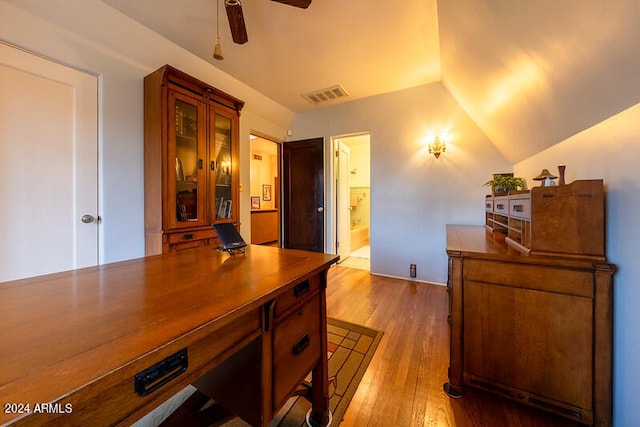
317,207,324,212
81,214,96,224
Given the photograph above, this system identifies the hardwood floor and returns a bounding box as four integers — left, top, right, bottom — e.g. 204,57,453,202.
325,265,582,427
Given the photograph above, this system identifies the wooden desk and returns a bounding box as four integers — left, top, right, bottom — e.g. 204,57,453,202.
0,245,338,426
444,225,614,426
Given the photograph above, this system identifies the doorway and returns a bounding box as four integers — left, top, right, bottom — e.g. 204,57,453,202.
0,42,99,282
249,134,280,246
335,133,370,270
282,137,325,252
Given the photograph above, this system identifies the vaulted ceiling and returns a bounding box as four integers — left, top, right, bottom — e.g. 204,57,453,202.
16,0,640,163
438,0,640,163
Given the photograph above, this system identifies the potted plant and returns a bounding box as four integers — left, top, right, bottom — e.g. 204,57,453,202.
484,174,527,194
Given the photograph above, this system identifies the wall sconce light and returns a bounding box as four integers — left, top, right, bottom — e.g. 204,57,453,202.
221,161,231,174
428,135,447,159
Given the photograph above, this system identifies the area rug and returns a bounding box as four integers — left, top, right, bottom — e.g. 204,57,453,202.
222,317,383,427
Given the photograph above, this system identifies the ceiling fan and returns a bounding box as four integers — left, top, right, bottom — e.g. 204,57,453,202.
224,0,312,45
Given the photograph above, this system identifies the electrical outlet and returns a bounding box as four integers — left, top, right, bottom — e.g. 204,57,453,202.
410,263,417,278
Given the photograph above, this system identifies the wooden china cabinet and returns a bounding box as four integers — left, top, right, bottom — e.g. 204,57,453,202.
144,65,244,254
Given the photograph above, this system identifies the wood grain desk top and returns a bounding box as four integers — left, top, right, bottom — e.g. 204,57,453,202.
0,245,338,425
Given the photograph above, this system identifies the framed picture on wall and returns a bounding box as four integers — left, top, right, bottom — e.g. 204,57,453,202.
251,196,260,210
262,184,272,201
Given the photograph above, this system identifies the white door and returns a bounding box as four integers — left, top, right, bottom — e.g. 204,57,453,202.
337,141,351,260
0,43,98,282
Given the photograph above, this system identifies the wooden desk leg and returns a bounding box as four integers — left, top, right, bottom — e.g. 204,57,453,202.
307,364,331,426
307,272,331,427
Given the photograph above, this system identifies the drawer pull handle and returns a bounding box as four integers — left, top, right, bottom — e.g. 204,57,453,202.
292,334,310,356
134,348,188,396
294,281,310,298
182,233,194,240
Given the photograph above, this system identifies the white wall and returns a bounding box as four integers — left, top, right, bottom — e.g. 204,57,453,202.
0,0,294,263
514,103,640,427
291,83,511,284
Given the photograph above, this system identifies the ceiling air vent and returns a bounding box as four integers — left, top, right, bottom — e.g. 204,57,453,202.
302,85,349,105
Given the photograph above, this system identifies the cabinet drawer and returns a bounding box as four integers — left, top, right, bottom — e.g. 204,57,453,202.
165,229,221,252
273,276,320,320
484,197,494,212
273,294,321,409
166,228,218,244
509,196,531,219
463,259,593,297
493,196,508,214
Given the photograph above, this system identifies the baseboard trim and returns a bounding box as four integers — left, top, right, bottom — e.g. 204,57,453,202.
370,272,446,287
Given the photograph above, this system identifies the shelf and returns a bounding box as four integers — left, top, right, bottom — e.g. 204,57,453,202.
485,192,531,254
176,140,196,149
484,180,604,260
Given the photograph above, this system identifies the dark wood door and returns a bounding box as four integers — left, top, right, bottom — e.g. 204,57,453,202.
283,137,324,252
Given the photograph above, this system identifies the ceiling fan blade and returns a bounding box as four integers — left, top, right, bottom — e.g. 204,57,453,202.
270,0,312,9
224,0,248,44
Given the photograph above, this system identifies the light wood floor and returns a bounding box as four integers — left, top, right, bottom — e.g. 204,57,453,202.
325,265,580,427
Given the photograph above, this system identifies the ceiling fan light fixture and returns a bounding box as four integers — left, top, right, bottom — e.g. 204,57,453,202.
225,0,248,44
271,0,312,8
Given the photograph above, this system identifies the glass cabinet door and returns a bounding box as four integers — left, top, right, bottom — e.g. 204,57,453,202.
168,92,207,229
211,108,235,222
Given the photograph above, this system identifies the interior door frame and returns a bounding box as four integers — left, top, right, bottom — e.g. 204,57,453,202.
329,132,370,256
249,133,282,246
336,140,351,259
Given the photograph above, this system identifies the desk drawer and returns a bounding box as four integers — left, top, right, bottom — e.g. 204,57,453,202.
273,294,321,408
8,308,262,426
273,275,320,320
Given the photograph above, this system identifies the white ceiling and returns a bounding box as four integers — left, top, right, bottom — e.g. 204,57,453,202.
103,0,640,163
438,0,640,162
10,0,640,164
103,0,442,113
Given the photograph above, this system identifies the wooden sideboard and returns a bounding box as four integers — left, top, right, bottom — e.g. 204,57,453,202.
0,245,339,426
444,225,615,426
